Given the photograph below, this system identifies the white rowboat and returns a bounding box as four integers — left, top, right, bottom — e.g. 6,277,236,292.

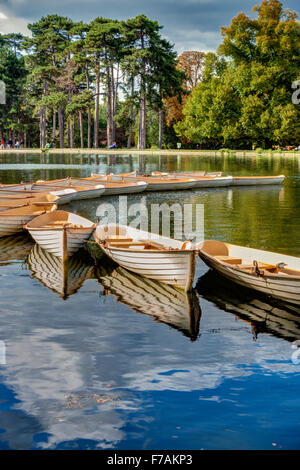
231,175,285,186
94,223,197,291
108,175,198,192
0,204,57,238
198,240,300,305
25,210,96,260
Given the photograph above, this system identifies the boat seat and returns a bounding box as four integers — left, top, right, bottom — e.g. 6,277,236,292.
140,239,168,250
105,237,133,243
107,241,146,247
215,255,242,265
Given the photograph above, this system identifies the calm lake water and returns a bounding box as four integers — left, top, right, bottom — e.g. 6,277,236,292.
0,152,300,450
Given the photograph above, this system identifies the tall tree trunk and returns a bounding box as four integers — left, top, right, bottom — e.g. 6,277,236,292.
159,109,163,149
94,70,100,148
86,63,91,149
40,110,46,148
79,111,84,148
58,106,65,148
40,80,47,148
87,107,91,148
138,95,146,150
127,128,132,149
111,63,119,142
52,112,56,147
106,64,113,148
69,117,74,149
127,77,135,149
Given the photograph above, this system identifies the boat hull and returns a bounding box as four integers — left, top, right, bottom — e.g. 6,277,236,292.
0,213,38,237
27,226,95,259
231,175,285,186
100,245,197,291
95,224,197,291
198,250,300,305
71,187,105,201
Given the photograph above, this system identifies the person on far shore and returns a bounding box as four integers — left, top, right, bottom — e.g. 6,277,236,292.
0,139,4,150
15,141,20,149
109,141,117,149
7,139,13,149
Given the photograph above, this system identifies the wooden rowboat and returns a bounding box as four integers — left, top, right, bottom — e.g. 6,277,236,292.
231,175,285,185
0,185,77,204
81,177,148,195
198,240,300,305
94,223,197,291
151,171,223,178
27,244,95,299
108,175,198,191
0,193,58,211
129,171,231,188
25,210,96,260
36,178,106,201
95,261,201,341
0,204,57,238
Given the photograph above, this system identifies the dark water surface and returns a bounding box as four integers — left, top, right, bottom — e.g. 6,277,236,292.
0,152,299,450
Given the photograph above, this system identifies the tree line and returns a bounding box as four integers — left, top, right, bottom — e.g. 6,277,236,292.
0,0,299,150
0,14,184,150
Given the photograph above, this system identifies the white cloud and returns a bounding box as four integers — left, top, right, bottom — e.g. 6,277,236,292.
0,8,30,35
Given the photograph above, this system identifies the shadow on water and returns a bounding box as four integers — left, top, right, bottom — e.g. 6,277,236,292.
0,233,34,264
196,269,300,342
95,258,202,342
26,244,96,300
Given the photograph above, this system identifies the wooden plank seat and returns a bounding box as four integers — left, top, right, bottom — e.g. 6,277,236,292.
215,255,242,264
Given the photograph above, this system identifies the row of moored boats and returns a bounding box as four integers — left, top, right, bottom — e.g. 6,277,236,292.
0,170,298,306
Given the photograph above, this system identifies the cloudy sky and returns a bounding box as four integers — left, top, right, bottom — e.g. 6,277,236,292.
0,0,299,52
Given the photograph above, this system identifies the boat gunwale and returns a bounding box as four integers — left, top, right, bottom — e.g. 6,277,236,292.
199,246,300,281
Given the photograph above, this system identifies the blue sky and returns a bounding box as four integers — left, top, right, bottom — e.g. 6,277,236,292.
0,0,299,52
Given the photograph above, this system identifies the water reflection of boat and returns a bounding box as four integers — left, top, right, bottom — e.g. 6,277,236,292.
95,261,201,341
196,270,300,342
27,244,95,300
0,233,34,263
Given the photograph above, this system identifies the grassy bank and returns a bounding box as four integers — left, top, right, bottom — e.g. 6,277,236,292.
1,148,299,158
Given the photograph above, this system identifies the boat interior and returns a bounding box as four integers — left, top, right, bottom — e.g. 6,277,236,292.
200,240,300,276
96,225,192,251
26,210,95,229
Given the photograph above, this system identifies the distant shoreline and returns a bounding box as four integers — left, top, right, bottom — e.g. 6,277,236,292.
1,148,299,158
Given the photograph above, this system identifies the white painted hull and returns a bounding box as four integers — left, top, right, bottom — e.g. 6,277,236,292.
95,224,197,291
192,176,233,188
71,186,105,201
49,189,77,205
198,241,300,304
144,180,197,191
231,175,285,186
101,246,196,290
25,210,96,259
0,205,56,238
0,183,33,191
27,227,94,258
93,181,148,196
0,214,37,236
